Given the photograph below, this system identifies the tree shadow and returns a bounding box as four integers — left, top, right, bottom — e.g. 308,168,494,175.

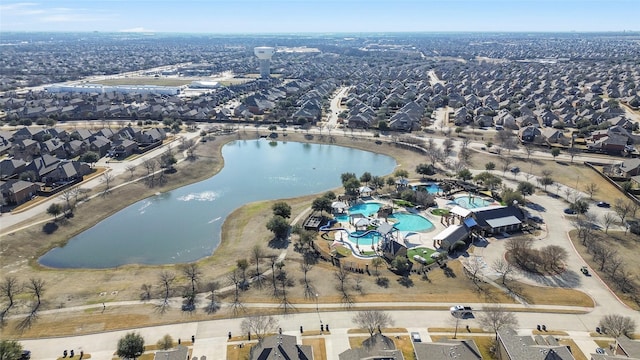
42,222,59,234
397,276,414,288
268,237,289,249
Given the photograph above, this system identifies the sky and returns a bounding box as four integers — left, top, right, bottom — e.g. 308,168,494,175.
1,0,638,33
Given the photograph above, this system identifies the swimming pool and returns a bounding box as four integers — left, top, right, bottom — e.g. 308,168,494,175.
335,202,382,223
348,230,382,246
414,183,442,194
347,202,382,217
454,195,494,209
388,213,434,232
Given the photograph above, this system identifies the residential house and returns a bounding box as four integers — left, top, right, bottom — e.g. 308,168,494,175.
88,136,112,157
0,159,27,180
518,126,542,143
137,128,166,145
592,336,640,359
44,161,91,185
152,345,188,360
339,334,404,360
497,327,575,360
11,139,41,161
249,334,313,360
0,179,40,206
12,127,39,141
620,159,640,178
414,338,483,360
24,154,61,181
541,128,567,145
588,134,628,154
40,138,66,158
63,139,88,158
110,139,138,159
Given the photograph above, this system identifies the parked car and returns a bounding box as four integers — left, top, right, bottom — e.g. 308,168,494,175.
564,208,576,215
450,305,473,318
596,348,606,354
596,201,610,208
411,332,422,342
20,351,31,360
510,167,520,173
580,266,590,276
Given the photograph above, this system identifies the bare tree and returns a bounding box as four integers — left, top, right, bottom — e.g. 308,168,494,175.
251,245,265,288
125,164,136,179
300,260,315,299
157,271,175,313
584,183,599,200
268,254,279,297
352,310,394,337
442,138,455,156
499,156,513,176
599,314,636,338
335,266,353,308
371,257,384,278
524,145,534,160
60,187,78,214
492,259,514,286
204,281,221,314
27,278,45,310
540,245,568,272
614,198,633,224
228,269,245,317
466,256,484,286
478,306,519,339
181,263,201,309
0,276,21,323
240,315,279,340
592,243,618,272
140,283,152,301
602,212,617,234
101,171,114,195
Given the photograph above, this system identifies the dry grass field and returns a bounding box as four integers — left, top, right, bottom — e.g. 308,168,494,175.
569,230,640,310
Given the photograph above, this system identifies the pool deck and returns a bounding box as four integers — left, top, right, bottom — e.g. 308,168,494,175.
330,192,503,257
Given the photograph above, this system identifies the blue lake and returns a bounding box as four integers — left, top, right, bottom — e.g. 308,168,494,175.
39,140,397,268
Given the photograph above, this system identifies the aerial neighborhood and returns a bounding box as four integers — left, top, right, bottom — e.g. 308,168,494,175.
1,30,640,360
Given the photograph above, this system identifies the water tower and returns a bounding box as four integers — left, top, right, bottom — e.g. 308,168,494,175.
254,46,275,79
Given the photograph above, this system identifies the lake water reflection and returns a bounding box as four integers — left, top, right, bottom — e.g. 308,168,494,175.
39,140,396,268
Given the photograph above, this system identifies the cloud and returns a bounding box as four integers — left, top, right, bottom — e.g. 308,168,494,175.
119,27,155,33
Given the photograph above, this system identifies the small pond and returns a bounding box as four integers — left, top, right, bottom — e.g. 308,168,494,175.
39,140,396,268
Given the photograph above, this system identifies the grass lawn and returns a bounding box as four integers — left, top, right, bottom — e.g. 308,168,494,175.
559,339,588,360
431,208,450,216
226,343,254,360
302,338,327,360
393,335,416,360
430,335,496,360
407,247,437,265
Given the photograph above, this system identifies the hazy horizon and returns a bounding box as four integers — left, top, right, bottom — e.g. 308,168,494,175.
1,0,638,34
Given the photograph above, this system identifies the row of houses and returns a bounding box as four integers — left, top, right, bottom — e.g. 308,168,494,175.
241,330,640,359
1,125,167,162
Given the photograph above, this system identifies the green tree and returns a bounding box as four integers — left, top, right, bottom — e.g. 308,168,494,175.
343,177,361,196
394,169,409,180
80,151,100,164
272,202,292,219
538,175,554,192
415,163,436,178
551,148,561,161
340,172,357,184
46,203,63,220
117,332,144,359
371,176,385,190
474,172,502,189
0,340,23,360
485,162,496,171
311,196,332,216
570,198,590,214
517,181,535,202
501,187,524,206
266,216,290,240
457,168,473,182
359,172,372,185
391,256,411,274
